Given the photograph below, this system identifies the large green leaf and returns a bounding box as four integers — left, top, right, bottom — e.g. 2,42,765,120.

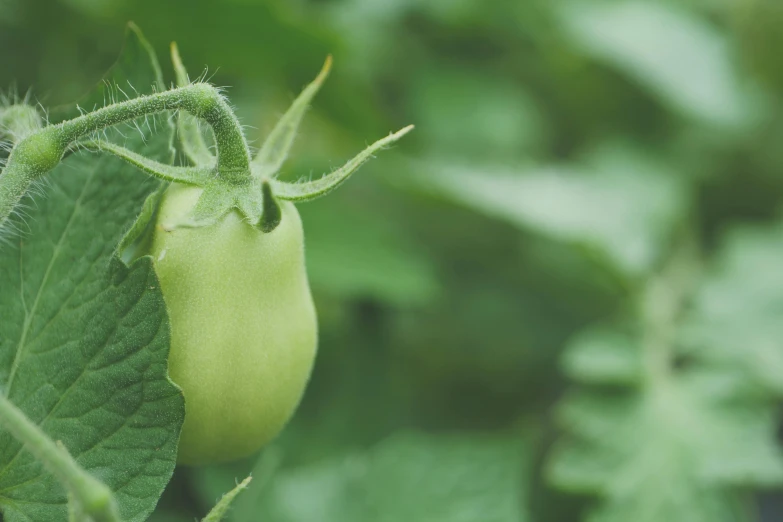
681,223,783,394
0,25,183,522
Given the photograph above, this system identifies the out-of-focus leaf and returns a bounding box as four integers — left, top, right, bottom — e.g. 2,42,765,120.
0,0,21,25
549,237,783,522
558,0,756,126
681,223,783,394
549,372,783,522
146,510,195,522
401,144,687,276
562,326,641,386
409,68,546,160
246,432,531,522
733,0,783,91
300,197,440,307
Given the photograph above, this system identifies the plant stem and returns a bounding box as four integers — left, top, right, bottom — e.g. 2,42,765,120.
202,476,252,522
56,84,249,178
0,394,121,522
0,83,250,231
640,236,700,388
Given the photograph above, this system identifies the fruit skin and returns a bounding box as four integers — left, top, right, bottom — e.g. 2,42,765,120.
146,183,317,465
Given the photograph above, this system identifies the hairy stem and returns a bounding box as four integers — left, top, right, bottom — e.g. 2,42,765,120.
56,84,249,177
202,476,252,522
170,42,214,166
0,161,35,230
0,83,250,231
0,394,121,522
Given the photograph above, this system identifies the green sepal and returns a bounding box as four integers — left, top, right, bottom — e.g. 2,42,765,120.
80,139,214,185
161,176,284,232
252,56,332,178
271,125,414,202
170,42,215,166
260,180,282,232
117,185,167,263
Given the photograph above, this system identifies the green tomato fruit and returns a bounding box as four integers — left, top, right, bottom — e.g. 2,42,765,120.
146,183,317,466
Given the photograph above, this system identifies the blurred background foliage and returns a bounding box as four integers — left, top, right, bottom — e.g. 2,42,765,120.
4,0,783,520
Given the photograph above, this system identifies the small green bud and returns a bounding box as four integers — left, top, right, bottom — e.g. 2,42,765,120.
11,130,65,177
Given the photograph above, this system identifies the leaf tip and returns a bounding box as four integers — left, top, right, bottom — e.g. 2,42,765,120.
170,41,181,61
316,55,333,86
395,124,415,139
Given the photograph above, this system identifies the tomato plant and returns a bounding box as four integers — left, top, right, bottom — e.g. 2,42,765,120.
5,0,783,520
0,25,411,520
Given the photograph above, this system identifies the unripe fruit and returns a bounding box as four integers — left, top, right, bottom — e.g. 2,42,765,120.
146,183,317,465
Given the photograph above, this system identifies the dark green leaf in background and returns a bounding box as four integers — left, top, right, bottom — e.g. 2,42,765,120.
681,223,783,394
400,143,687,277
549,230,783,522
557,0,757,127
300,196,440,307
218,432,532,522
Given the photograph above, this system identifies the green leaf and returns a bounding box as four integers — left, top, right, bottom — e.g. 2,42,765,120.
408,67,545,160
562,326,642,386
549,374,783,522
403,143,687,276
0,25,184,522
249,432,531,522
300,197,440,307
681,223,783,394
556,0,756,127
170,42,214,167
549,238,783,522
50,22,167,126
253,56,332,178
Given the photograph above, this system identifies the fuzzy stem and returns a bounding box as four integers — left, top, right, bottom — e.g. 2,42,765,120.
170,42,215,166
0,394,121,522
0,83,250,231
202,476,253,522
0,161,34,230
56,84,249,178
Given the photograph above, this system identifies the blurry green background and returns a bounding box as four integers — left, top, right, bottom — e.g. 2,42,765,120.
4,0,783,520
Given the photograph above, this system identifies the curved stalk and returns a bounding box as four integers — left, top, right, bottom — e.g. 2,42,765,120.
0,83,250,231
